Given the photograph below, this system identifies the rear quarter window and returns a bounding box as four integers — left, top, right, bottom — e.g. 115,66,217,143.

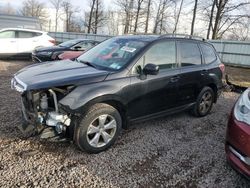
17,31,35,38
200,43,217,64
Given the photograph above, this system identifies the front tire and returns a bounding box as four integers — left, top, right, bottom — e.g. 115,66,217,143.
75,103,122,153
192,87,215,117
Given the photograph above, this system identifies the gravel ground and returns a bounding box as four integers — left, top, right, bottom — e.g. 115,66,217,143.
0,60,250,187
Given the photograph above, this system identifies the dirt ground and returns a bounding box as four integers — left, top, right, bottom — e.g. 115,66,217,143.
225,65,250,87
0,60,250,187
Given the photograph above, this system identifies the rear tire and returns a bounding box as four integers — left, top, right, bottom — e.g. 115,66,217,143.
192,87,215,117
75,103,122,153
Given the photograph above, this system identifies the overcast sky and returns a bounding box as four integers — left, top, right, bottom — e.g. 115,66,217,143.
0,0,112,10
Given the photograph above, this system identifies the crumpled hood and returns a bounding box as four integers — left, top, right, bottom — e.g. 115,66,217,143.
13,60,109,90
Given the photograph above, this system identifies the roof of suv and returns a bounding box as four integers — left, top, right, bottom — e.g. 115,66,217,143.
0,28,45,33
117,34,206,43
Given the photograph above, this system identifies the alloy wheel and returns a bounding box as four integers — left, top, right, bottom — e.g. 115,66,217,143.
199,91,213,114
86,114,117,148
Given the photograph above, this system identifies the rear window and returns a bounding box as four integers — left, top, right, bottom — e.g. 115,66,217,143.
179,42,201,66
17,31,35,38
200,43,217,64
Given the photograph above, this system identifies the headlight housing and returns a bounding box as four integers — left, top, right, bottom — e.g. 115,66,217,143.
234,88,250,125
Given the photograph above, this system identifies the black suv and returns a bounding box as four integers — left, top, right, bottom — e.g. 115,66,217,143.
11,35,224,153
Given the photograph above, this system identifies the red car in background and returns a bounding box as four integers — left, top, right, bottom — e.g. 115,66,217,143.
58,42,118,61
58,51,84,60
226,88,250,178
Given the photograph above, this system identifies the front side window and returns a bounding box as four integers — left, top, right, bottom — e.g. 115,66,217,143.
179,42,201,67
131,41,176,74
18,31,34,38
78,37,148,70
200,43,217,64
0,31,15,38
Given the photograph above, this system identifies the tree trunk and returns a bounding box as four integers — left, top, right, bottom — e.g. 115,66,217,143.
94,0,99,34
153,0,162,34
190,0,198,35
212,0,222,39
145,0,151,33
87,0,96,33
173,0,184,34
207,0,216,39
134,1,143,33
55,11,58,32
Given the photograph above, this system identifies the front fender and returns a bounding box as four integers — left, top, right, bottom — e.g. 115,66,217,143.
59,78,130,112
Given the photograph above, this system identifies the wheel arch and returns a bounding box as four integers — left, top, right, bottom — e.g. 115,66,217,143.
206,83,218,103
76,95,129,129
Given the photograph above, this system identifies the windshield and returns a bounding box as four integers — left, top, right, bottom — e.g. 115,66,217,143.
77,37,148,71
59,40,80,47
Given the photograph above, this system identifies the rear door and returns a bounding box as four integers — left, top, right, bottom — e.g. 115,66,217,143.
0,30,17,54
127,40,180,119
177,41,205,106
16,31,35,53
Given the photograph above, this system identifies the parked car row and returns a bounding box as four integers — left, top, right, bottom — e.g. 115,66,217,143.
7,29,250,180
32,39,100,62
0,28,100,61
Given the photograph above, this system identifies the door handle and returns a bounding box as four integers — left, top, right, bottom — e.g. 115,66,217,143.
170,76,180,82
10,41,16,43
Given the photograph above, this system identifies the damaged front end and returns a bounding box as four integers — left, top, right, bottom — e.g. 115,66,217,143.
12,77,75,140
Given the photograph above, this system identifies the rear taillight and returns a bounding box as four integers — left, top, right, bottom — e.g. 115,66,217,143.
219,63,225,74
49,39,56,45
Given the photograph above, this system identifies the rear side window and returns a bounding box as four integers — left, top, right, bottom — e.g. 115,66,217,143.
17,31,34,38
200,43,217,64
0,31,15,38
179,42,201,66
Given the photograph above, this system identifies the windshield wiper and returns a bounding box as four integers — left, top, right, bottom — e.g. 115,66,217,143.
76,59,96,68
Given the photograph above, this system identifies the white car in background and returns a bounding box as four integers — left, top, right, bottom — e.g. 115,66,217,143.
0,28,55,58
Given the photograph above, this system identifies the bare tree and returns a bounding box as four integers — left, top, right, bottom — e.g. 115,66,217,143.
115,0,135,34
190,0,198,35
206,0,216,39
153,0,173,34
61,1,79,32
50,0,63,32
133,0,145,32
145,0,152,33
173,0,184,34
87,0,96,33
85,0,106,34
20,0,47,24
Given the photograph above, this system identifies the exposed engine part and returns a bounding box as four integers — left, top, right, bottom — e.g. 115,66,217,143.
55,123,67,134
40,93,48,110
49,89,58,112
40,127,57,139
45,111,71,134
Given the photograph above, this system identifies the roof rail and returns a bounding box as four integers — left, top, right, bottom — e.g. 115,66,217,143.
159,34,205,41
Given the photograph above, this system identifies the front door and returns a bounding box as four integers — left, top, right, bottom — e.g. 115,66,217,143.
0,30,17,54
126,40,180,119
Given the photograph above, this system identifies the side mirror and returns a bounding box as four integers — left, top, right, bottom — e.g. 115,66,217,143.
143,63,159,75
